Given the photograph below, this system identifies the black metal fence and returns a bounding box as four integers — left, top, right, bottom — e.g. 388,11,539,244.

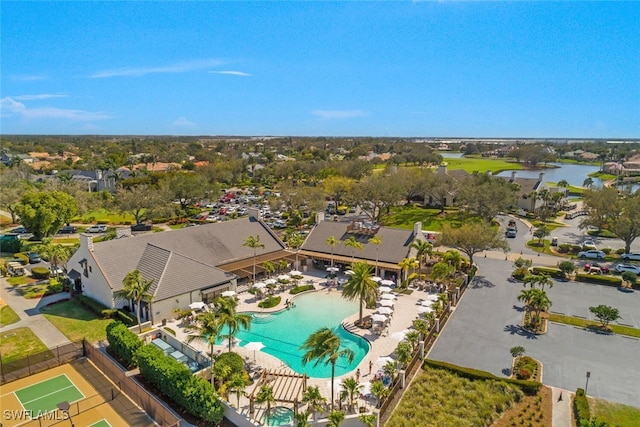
0,340,85,384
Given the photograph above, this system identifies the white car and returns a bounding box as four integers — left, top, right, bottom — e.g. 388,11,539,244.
620,252,640,261
582,240,598,250
578,250,605,259
86,225,107,233
615,264,640,275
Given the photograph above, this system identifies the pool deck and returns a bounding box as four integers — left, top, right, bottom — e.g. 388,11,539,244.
163,269,437,418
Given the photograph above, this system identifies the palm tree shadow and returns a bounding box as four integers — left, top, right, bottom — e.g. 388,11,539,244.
501,368,512,376
512,304,525,312
471,276,495,289
503,324,538,340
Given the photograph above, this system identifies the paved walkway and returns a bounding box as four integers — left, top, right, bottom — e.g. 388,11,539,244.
0,277,72,348
551,386,573,427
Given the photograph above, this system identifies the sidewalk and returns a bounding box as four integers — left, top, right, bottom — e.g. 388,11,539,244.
550,386,573,427
0,277,71,348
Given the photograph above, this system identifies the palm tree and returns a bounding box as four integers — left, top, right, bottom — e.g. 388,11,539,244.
359,414,377,427
300,328,355,410
277,259,289,274
228,373,250,408
430,261,454,288
395,341,413,369
261,260,275,278
327,410,345,427
256,384,276,426
397,257,418,286
326,236,337,267
302,385,326,421
528,288,552,328
341,262,378,325
343,236,363,262
409,239,432,276
583,177,594,189
287,232,305,269
294,409,312,427
371,381,389,408
243,235,265,285
340,377,363,413
114,270,154,333
523,273,553,291
368,235,382,276
216,297,252,352
412,319,429,341
442,250,462,269
185,311,221,386
405,330,420,352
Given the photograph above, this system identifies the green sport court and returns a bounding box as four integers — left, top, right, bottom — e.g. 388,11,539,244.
14,374,84,416
89,420,111,427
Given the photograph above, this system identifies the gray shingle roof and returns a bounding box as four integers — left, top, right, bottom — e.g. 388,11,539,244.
300,221,415,264
92,217,284,294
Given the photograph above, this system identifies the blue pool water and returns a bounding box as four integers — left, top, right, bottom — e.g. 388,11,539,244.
264,406,294,426
224,292,369,378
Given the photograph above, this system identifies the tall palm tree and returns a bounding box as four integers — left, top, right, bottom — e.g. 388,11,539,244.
327,410,346,427
343,236,363,262
228,373,250,408
371,381,389,408
409,239,432,276
368,235,382,276
340,377,363,413
300,328,355,410
430,261,454,287
397,257,419,286
326,236,337,267
528,288,552,328
243,235,265,285
442,250,462,269
114,270,154,333
523,273,553,291
256,384,276,426
261,260,275,278
341,262,377,325
294,410,312,427
302,385,326,421
216,297,252,352
287,232,305,269
185,311,221,386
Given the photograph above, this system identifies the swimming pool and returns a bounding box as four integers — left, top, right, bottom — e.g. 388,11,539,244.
263,406,294,426
229,292,369,378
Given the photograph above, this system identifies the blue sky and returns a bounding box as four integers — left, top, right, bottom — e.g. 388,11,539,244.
1,1,638,138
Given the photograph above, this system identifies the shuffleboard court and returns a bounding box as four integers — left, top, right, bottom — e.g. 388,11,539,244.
14,374,84,415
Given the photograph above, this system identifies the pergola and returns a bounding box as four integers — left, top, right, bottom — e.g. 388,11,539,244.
217,250,302,280
249,368,308,418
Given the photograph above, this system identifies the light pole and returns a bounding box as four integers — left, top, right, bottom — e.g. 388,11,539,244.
585,371,591,395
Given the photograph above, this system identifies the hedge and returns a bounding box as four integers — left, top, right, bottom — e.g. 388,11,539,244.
574,273,623,287
423,359,541,395
290,284,315,294
106,321,142,368
136,344,224,424
258,295,281,308
574,388,590,422
76,294,136,325
31,267,51,279
531,267,564,279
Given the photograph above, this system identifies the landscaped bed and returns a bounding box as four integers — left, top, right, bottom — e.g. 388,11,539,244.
0,298,20,326
42,298,115,343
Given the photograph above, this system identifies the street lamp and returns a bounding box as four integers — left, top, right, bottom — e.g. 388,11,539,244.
57,401,74,426
585,371,591,395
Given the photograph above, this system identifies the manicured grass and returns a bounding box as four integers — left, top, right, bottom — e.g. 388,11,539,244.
42,299,114,343
0,327,50,363
526,239,566,258
587,229,618,239
547,313,640,338
588,171,617,180
51,237,80,245
17,280,63,299
385,205,468,231
567,185,586,195
72,208,135,224
0,303,20,326
7,276,35,286
529,219,565,231
387,366,524,427
442,156,524,174
589,397,640,427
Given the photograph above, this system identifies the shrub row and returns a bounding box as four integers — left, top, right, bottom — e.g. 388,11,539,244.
423,359,541,395
531,267,564,279
106,322,142,368
137,344,224,423
574,273,622,287
574,388,590,422
290,284,315,294
76,294,136,325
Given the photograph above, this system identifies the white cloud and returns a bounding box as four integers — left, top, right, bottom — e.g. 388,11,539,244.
209,70,251,77
311,110,368,119
10,74,48,82
13,94,68,101
173,117,196,127
0,97,111,121
90,59,224,78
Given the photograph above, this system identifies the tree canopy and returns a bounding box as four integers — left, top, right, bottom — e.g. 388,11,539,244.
439,221,509,265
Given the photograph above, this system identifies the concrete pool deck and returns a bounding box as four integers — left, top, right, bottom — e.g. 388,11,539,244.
162,269,437,416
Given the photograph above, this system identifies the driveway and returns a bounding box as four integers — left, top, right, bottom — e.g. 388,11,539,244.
428,258,640,408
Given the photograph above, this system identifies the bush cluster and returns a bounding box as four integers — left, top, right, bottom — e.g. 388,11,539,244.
574,388,590,422
258,295,281,308
215,352,244,377
290,284,314,294
531,267,564,279
423,359,541,395
76,294,135,324
31,267,51,279
514,356,538,381
106,322,142,368
14,252,29,264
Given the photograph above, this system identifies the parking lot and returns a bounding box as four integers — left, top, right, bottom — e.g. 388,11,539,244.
429,257,640,407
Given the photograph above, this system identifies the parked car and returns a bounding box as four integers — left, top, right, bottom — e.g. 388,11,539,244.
505,227,517,238
584,263,609,274
11,226,28,234
620,252,640,261
58,225,77,234
582,240,598,250
578,250,605,259
614,264,640,275
26,252,41,264
85,225,107,233
131,223,152,231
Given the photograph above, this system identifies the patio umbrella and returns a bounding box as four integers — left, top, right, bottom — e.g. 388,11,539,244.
379,299,395,307
326,266,340,273
420,300,434,307
391,329,410,341
277,274,291,281
253,282,267,289
380,279,395,286
372,276,382,282
345,270,355,276
289,270,303,277
265,278,277,285
376,307,393,315
424,294,439,301
376,356,394,366
371,314,388,323
378,286,392,293
380,293,396,300
221,290,236,297
244,341,265,361
359,381,372,397
417,306,433,314
188,301,206,310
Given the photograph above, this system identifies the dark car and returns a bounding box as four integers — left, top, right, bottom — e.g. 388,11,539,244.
59,225,78,234
131,223,152,231
11,226,28,234
26,252,41,264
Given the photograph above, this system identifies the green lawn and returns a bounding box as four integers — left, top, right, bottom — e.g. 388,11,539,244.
72,208,135,224
0,327,50,364
385,205,469,231
0,304,20,326
42,299,114,343
442,156,524,174
547,313,640,338
589,397,640,427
